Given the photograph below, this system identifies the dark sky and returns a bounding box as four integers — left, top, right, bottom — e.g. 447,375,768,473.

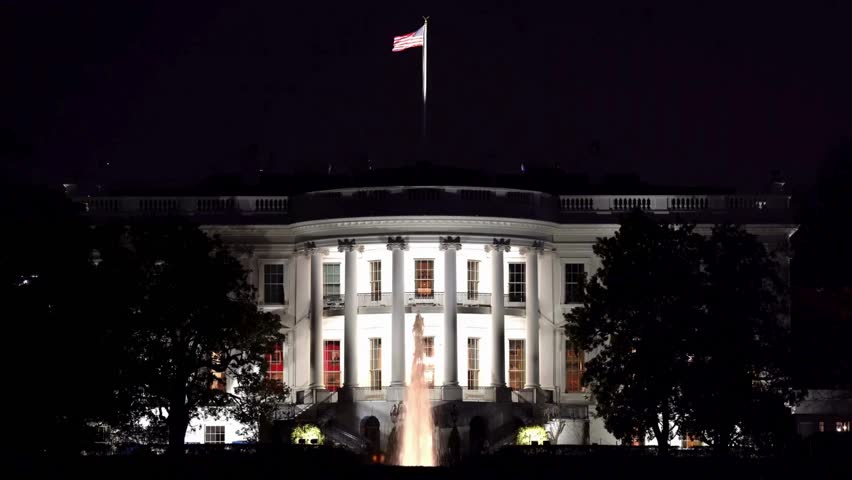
3,1,850,191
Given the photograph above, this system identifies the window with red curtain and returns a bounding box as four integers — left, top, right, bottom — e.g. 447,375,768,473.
565,341,585,393
265,343,284,383
324,340,341,391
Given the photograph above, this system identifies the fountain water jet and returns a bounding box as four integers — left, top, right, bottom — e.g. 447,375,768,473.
395,313,437,466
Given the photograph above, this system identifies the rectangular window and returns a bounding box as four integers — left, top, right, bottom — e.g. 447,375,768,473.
467,260,480,300
265,342,284,383
323,340,341,391
422,336,435,387
467,338,480,389
204,425,225,444
323,263,341,303
509,339,525,390
369,338,382,390
263,264,286,304
565,341,585,393
415,259,434,299
564,263,585,304
508,263,526,303
369,261,382,302
681,434,703,449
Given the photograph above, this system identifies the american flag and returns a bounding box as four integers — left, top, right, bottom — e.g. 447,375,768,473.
392,25,425,52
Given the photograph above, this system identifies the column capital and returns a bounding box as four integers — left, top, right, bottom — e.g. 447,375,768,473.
337,238,357,252
519,241,546,255
439,236,462,251
387,236,409,251
296,241,318,256
486,238,511,253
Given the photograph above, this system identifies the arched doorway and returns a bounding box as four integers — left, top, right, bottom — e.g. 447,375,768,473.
469,416,487,455
361,416,381,454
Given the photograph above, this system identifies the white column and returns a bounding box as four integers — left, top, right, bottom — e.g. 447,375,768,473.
388,236,408,389
308,243,324,390
524,242,542,389
490,239,510,388
339,239,358,389
440,236,462,399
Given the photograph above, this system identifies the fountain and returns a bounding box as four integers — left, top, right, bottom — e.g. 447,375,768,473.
395,312,437,466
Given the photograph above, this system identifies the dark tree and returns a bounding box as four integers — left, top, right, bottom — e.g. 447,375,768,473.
565,210,705,455
791,140,852,389
1,183,123,455
93,221,284,454
681,224,802,455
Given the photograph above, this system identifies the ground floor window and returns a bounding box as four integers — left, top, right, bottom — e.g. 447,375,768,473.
565,341,585,392
422,336,435,386
467,338,480,389
509,339,525,389
204,425,225,444
369,338,382,390
681,433,703,448
324,340,341,391
265,342,284,383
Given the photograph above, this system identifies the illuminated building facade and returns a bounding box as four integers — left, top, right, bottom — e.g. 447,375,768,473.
80,179,801,452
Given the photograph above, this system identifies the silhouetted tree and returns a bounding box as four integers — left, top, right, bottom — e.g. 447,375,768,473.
1,182,124,455
681,224,802,455
791,140,852,389
92,221,284,455
565,210,705,455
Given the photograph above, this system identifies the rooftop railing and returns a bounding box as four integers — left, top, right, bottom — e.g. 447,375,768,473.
77,188,790,223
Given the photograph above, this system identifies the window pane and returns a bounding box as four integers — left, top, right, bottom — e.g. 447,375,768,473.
565,340,585,392
414,259,434,298
508,263,526,302
467,261,480,299
564,263,585,304
265,343,284,382
509,339,525,389
204,425,225,444
369,338,382,390
369,261,382,301
323,264,341,301
324,340,341,391
264,264,285,304
422,336,435,387
467,338,479,389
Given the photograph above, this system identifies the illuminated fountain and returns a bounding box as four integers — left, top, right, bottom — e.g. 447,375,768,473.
396,312,437,466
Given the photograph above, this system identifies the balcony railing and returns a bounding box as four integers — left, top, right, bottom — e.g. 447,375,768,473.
345,292,509,308
457,292,491,307
356,292,393,307
323,295,343,309
505,293,526,307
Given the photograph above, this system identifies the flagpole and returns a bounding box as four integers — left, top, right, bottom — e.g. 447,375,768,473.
421,17,428,147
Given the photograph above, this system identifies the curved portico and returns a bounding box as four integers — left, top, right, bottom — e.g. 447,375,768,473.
274,222,555,404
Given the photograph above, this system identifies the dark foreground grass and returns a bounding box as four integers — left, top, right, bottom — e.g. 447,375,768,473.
10,445,852,480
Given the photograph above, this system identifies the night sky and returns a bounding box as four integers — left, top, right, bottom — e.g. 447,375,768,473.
3,1,851,191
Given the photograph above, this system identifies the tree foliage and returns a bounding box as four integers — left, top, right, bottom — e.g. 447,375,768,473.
1,183,123,455
681,224,802,454
566,211,801,455
566,211,705,454
92,220,286,453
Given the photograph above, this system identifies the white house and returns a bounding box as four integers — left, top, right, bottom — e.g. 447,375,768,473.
80,179,799,453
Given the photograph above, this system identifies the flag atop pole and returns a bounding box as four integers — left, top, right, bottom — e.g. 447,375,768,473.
393,19,428,145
